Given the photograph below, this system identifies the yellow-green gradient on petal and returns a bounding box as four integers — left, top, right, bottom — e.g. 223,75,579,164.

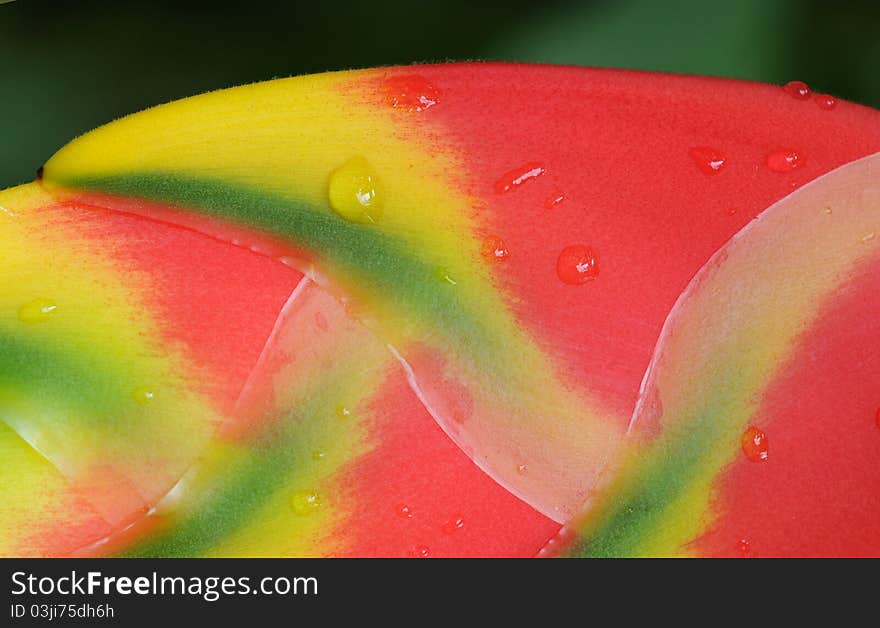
42,69,621,522
0,183,221,550
558,152,880,557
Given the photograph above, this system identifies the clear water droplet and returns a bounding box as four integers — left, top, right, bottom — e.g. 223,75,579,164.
290,489,322,516
131,386,156,405
494,162,545,194
395,503,413,519
441,514,465,535
17,298,58,324
413,545,430,558
382,75,439,112
335,404,352,419
689,146,727,174
544,192,565,209
481,235,510,262
434,266,457,286
516,463,528,475
312,450,326,462
783,81,811,100
556,245,599,285
766,149,803,173
741,426,769,462
328,156,383,224
814,93,837,110
861,232,875,244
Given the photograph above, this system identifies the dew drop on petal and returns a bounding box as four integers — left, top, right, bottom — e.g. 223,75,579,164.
335,404,352,419
441,514,465,535
738,539,752,557
481,235,510,262
413,545,430,558
544,192,566,209
290,489,322,516
766,149,804,173
382,75,440,112
516,463,528,475
494,162,545,194
741,426,769,462
814,93,837,110
311,450,326,462
434,266,457,285
18,298,58,324
783,80,811,100
328,156,383,224
557,245,599,285
131,386,156,405
395,503,413,519
689,146,727,174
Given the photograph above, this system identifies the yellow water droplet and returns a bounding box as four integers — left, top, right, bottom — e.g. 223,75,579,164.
131,386,156,404
434,266,457,285
312,450,326,462
291,489,322,516
328,156,384,224
335,403,351,419
17,298,58,324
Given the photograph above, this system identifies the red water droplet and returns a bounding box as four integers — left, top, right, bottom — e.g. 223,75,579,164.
395,503,413,519
766,149,804,173
557,244,599,285
741,426,769,462
738,539,752,556
814,93,837,110
481,235,510,262
494,162,545,194
544,192,566,209
382,75,439,112
441,514,465,535
689,146,727,174
725,207,738,216
413,545,430,558
783,80,811,100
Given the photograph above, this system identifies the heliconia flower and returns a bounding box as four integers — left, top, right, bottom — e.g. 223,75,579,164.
1,63,878,557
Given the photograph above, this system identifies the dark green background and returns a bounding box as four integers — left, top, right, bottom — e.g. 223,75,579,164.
1,0,877,188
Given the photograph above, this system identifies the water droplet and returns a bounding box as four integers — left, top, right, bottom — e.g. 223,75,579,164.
689,146,727,174
434,266,457,286
382,75,439,112
556,245,599,285
741,426,769,462
738,539,752,557
783,81,811,100
18,298,58,324
290,489,322,516
335,404,351,419
0,204,16,218
328,156,383,224
395,503,413,519
413,545,430,558
814,93,837,110
494,162,545,194
311,450,326,462
516,463,528,475
481,235,510,262
823,206,833,215
544,192,565,209
131,386,156,405
766,149,803,173
861,232,876,244
725,207,738,216
441,514,465,535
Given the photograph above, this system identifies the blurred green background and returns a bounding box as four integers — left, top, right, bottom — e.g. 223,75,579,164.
1,0,878,188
